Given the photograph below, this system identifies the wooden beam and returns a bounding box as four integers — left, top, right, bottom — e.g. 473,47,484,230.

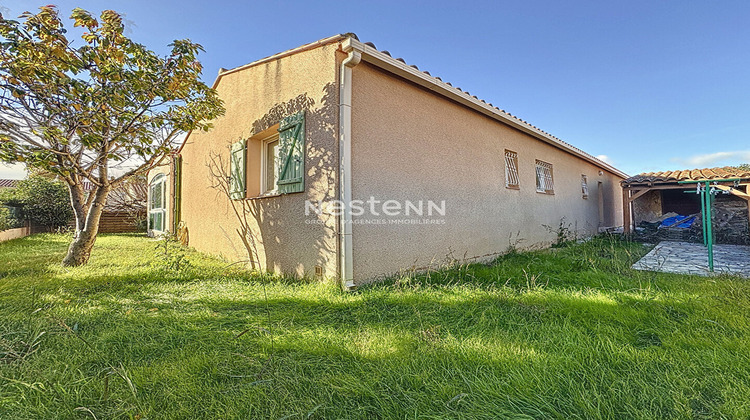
623,188,632,234
622,184,695,191
628,188,653,203
714,185,750,201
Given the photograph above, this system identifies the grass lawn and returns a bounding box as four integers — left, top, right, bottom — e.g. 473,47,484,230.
1,234,749,419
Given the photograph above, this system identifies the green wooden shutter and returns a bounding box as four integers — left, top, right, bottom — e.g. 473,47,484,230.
172,154,182,232
277,111,305,194
229,140,246,200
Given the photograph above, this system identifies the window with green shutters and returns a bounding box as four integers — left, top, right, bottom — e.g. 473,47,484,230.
276,111,305,194
227,112,305,199
229,139,246,200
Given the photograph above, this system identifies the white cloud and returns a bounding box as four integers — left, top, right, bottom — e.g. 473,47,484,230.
0,162,26,180
672,150,750,168
596,154,613,165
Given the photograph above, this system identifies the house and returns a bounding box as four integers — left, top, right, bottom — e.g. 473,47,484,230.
98,179,148,233
0,179,18,189
622,166,750,244
148,34,627,287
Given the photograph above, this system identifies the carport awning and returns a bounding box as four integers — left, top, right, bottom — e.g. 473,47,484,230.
621,166,750,235
622,166,750,186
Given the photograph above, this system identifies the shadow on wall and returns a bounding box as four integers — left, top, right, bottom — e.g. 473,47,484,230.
205,82,338,276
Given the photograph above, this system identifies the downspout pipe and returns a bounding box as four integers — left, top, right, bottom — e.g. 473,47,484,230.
339,39,361,290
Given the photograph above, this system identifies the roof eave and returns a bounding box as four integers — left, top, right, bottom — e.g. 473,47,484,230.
215,34,349,85
623,177,750,187
177,34,350,155
180,34,629,179
343,38,628,179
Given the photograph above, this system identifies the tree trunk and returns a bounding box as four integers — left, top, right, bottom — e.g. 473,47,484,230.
67,181,88,232
62,184,109,267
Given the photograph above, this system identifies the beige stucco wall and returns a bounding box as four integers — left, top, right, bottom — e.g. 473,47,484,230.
350,62,624,282
178,43,341,278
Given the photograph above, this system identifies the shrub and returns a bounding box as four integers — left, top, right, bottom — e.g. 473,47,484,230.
543,217,576,248
0,176,73,231
152,233,191,273
0,206,20,231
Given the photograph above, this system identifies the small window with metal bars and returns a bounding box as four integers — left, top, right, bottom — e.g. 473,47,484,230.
581,175,589,199
535,160,554,194
504,150,519,189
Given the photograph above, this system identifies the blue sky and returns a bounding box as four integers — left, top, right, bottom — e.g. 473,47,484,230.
2,0,749,178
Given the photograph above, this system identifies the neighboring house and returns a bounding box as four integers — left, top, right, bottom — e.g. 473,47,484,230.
0,179,18,189
99,179,148,234
74,180,144,233
149,34,626,287
622,166,750,244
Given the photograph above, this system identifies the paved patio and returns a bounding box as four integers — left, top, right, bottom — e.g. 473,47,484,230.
632,241,750,277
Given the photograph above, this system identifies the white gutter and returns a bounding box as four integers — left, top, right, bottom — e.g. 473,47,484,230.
344,38,628,179
338,40,360,290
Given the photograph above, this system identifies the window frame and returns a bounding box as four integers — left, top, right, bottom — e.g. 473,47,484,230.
229,139,247,200
149,174,167,234
260,133,280,195
504,149,520,189
535,160,554,194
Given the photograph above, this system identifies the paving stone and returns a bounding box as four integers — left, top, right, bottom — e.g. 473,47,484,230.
632,241,750,278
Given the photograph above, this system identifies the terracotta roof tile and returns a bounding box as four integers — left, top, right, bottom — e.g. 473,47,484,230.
624,166,750,184
713,167,728,178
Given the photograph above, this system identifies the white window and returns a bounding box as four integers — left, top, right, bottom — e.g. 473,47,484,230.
261,134,280,194
504,150,519,189
535,160,554,194
581,175,589,199
149,174,167,233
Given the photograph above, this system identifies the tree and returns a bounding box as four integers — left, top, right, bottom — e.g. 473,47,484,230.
0,175,73,230
0,7,224,265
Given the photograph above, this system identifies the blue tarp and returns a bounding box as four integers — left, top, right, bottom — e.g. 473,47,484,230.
659,215,696,229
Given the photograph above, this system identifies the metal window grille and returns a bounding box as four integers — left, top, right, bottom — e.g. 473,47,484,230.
535,160,554,193
504,150,519,188
581,175,588,198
